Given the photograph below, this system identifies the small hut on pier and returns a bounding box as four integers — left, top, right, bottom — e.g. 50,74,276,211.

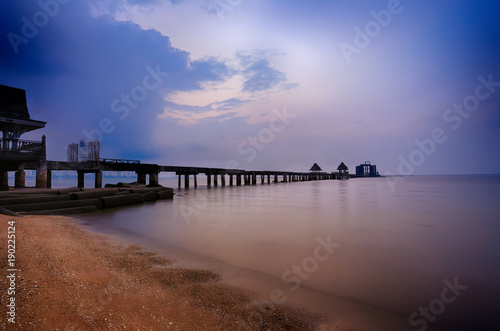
309,163,322,172
309,163,326,180
336,162,349,180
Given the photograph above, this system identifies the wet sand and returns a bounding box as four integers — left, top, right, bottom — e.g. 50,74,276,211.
0,215,320,330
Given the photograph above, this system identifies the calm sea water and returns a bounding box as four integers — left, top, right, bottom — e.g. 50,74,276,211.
74,175,500,331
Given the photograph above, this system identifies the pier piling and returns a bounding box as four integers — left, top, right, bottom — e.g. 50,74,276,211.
149,172,159,186
0,170,8,191
47,170,52,188
36,160,48,188
15,164,25,188
95,170,102,188
137,172,146,185
77,171,85,188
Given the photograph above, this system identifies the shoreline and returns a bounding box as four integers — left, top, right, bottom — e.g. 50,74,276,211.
0,214,322,330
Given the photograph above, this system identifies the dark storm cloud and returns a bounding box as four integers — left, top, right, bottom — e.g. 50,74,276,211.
0,1,268,161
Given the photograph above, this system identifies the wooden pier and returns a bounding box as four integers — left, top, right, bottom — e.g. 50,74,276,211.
5,159,340,189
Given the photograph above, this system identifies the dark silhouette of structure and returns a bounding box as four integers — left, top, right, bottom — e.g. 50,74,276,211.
0,84,46,190
356,161,379,177
336,162,349,180
309,163,322,172
308,163,331,180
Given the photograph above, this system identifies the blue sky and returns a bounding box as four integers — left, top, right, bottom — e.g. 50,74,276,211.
1,0,499,174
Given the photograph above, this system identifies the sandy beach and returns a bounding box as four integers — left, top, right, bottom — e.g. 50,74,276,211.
0,214,320,330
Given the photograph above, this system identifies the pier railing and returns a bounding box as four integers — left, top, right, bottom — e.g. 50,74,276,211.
0,138,45,157
100,158,140,164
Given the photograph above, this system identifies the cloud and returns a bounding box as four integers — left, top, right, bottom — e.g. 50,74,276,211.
158,50,297,124
0,0,293,161
242,59,287,92
237,50,298,93
211,98,249,111
159,98,249,124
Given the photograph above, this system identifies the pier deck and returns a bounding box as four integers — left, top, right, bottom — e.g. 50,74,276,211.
11,159,342,189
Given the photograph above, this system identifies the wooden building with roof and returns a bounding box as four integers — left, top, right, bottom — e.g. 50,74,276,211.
309,163,323,172
336,162,349,180
0,84,47,190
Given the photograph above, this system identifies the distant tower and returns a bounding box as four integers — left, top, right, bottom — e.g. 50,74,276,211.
355,161,378,177
67,139,100,162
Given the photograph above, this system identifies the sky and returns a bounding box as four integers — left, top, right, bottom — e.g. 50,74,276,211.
1,0,499,175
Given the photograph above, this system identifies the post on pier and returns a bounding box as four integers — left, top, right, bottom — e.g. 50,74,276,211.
252,173,257,185
229,174,233,186
221,174,226,187
261,175,265,184
236,174,242,186
214,174,218,187
149,172,159,186
15,163,25,188
274,174,278,183
184,174,190,189
95,170,102,188
36,159,48,188
207,174,212,187
46,170,52,188
0,170,9,191
194,174,198,188
178,174,181,188
77,170,85,188
137,172,147,185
